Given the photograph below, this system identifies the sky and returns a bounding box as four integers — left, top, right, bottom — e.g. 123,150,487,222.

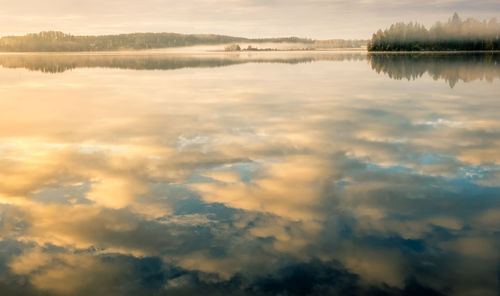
0,0,499,39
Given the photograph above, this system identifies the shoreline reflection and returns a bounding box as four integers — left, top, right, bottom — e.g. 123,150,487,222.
368,52,500,87
0,52,365,73
1,52,499,88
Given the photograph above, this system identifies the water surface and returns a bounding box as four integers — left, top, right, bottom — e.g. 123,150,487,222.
0,52,499,296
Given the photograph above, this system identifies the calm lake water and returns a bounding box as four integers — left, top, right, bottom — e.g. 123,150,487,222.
0,52,499,296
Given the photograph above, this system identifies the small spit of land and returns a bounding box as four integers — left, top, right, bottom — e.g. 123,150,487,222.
368,13,500,51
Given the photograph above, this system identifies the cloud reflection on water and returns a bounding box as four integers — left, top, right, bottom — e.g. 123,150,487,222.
0,52,499,295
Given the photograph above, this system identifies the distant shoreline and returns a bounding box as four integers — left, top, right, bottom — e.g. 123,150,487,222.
0,47,369,53
0,31,368,53
0,49,499,55
0,49,367,55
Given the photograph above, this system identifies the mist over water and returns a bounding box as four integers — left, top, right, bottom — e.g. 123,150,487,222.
0,52,499,296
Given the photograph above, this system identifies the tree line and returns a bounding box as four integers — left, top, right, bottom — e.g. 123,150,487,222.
368,13,500,51
0,31,368,52
0,31,316,52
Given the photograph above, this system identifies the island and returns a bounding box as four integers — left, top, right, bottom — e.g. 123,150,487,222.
368,13,500,51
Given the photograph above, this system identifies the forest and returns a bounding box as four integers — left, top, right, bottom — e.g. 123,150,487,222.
0,31,366,52
0,32,318,52
368,13,500,51
368,53,500,87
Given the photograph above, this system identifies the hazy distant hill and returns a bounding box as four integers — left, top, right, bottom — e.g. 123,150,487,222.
0,31,367,52
0,31,313,52
368,13,500,51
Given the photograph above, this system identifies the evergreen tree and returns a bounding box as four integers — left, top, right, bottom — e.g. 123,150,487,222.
368,14,500,51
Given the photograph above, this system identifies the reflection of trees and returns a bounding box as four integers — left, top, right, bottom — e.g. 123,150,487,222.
0,55,242,73
3,53,498,88
368,53,500,87
0,53,366,73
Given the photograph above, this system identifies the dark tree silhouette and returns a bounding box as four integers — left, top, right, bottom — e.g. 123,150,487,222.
368,14,500,51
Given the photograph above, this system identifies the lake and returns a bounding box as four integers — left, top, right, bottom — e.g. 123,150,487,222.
0,51,499,296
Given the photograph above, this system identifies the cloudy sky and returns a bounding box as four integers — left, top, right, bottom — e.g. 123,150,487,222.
0,0,499,38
